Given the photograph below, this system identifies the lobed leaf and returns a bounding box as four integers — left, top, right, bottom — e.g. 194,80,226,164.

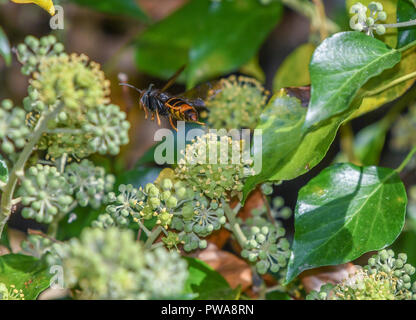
304,32,401,129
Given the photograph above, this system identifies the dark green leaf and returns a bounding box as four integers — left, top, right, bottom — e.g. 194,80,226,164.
304,32,401,129
0,254,52,300
57,205,102,241
135,0,282,88
0,26,11,66
286,163,407,282
0,225,10,250
0,154,8,183
266,290,291,300
397,0,416,48
70,0,148,20
183,257,239,300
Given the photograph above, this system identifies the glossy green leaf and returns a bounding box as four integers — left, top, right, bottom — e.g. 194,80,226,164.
0,254,52,300
397,0,416,48
183,257,239,300
273,43,315,91
70,0,148,20
354,121,388,166
304,32,401,129
242,92,344,202
135,0,282,88
286,163,407,282
0,26,11,66
0,155,8,183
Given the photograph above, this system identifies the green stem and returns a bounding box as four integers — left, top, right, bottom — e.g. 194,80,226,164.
137,220,152,237
144,226,162,249
383,19,416,29
365,71,416,97
398,39,416,53
223,201,247,248
0,104,64,237
396,146,416,173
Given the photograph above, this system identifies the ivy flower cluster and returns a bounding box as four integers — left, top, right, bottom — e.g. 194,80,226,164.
204,75,268,130
19,165,73,223
58,227,188,299
0,99,30,156
349,2,387,36
307,250,416,300
0,35,125,228
17,35,129,159
0,283,25,300
19,161,114,224
175,133,253,201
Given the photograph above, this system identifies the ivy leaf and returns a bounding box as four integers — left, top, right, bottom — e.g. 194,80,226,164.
397,0,416,48
286,163,407,283
304,32,401,129
242,92,344,202
0,26,11,66
183,257,239,300
0,154,8,183
135,0,282,88
70,0,148,20
273,43,315,91
0,254,52,300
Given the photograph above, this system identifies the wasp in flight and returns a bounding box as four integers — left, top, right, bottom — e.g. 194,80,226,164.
120,66,209,131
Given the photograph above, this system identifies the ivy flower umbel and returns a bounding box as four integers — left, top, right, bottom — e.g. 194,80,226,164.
65,160,115,208
204,75,268,130
28,52,110,113
349,2,387,36
141,247,188,298
170,192,226,252
241,225,290,274
59,227,188,299
17,35,130,159
0,99,30,155
307,250,416,300
83,104,130,156
16,35,64,76
105,183,178,229
19,165,73,223
175,133,253,201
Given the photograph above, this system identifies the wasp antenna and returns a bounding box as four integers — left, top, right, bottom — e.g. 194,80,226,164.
119,83,143,94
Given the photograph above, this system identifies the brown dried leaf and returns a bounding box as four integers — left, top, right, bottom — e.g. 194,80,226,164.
300,263,358,293
193,243,252,291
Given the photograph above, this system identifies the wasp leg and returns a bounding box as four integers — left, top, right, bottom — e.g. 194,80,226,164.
169,116,177,132
155,109,161,126
151,112,155,121
141,102,149,119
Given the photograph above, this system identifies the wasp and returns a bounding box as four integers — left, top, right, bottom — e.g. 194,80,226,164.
120,66,209,131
